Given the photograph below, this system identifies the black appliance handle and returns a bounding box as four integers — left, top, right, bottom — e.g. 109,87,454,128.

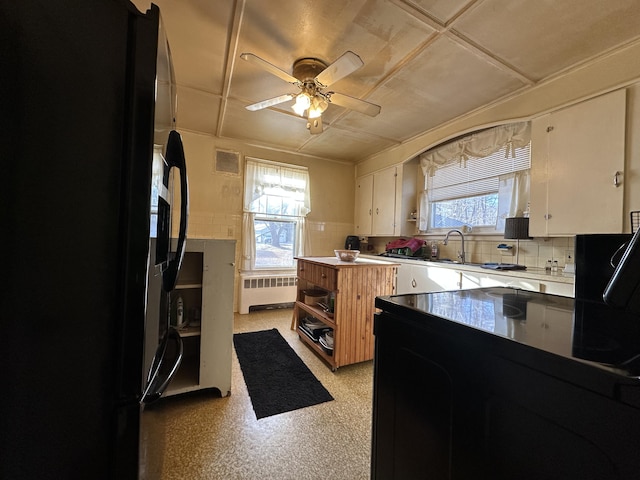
610,241,628,268
162,130,189,292
141,326,184,404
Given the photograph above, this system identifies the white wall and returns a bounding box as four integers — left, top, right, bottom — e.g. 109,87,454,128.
177,131,357,311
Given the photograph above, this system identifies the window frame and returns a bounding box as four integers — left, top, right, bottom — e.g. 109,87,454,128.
242,157,311,272
424,135,531,235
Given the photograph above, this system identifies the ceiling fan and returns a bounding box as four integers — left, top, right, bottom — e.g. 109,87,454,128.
239,51,381,134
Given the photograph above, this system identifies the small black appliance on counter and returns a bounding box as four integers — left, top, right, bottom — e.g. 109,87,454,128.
345,235,360,250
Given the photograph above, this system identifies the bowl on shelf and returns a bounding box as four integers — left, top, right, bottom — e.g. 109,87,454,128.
334,249,360,262
303,289,327,305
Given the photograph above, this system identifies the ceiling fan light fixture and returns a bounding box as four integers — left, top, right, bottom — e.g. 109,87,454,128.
292,93,311,116
308,96,328,119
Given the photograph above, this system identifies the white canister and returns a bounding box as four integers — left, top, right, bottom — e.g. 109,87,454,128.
176,296,185,327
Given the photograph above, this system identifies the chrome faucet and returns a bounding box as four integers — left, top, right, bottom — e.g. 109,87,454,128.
443,229,465,264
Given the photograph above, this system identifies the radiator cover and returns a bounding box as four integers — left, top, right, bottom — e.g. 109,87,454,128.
239,273,297,314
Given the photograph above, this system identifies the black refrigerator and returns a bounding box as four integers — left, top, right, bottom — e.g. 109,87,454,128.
0,1,186,478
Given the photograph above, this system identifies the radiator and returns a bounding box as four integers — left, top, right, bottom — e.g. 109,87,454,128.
239,273,298,314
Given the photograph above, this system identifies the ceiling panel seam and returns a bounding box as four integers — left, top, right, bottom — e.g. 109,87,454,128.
217,0,246,138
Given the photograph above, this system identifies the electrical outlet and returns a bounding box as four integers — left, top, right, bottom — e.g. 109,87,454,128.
565,250,573,264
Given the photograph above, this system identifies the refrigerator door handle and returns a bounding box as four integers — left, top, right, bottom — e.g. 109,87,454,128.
162,130,189,292
141,326,184,404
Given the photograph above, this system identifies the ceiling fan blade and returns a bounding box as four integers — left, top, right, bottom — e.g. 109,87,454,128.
315,51,364,88
329,92,381,117
245,94,295,111
240,53,300,85
307,115,323,134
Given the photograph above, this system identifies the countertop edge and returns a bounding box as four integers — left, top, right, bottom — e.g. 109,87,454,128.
295,256,400,267
360,254,574,285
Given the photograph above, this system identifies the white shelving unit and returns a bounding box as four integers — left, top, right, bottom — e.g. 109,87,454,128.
146,239,236,398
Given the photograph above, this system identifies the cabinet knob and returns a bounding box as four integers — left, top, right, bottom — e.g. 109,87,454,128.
411,279,417,288
544,214,552,220
614,171,621,187
321,273,326,278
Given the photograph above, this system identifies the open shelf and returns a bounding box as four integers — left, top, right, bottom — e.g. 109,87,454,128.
297,326,335,369
296,301,336,329
177,325,201,338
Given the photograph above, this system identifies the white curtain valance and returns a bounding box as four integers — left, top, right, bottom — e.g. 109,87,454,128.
243,158,311,216
420,122,531,177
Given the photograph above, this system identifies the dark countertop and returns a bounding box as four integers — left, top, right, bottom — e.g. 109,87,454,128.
376,287,640,394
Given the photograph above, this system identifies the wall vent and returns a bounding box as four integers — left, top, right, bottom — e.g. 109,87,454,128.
214,149,240,175
239,273,297,314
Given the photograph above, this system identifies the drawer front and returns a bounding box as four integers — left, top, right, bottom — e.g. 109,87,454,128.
298,261,337,291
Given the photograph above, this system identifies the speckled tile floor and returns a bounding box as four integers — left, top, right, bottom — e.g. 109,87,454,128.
139,308,373,480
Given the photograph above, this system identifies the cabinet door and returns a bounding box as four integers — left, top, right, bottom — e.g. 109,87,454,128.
395,263,421,294
398,263,456,293
426,265,462,291
372,166,398,235
530,90,626,236
355,174,373,235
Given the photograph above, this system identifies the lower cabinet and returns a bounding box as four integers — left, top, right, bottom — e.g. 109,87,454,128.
395,262,574,297
372,309,640,479
396,263,460,294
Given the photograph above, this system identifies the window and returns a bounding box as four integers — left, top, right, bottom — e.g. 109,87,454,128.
242,158,311,271
253,218,296,268
419,122,531,234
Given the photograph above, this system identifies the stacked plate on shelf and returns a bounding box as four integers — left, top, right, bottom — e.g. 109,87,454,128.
299,317,334,356
318,330,334,355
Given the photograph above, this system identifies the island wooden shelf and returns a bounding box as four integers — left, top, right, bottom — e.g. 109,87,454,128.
293,256,398,370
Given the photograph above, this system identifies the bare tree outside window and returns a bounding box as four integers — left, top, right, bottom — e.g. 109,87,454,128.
254,219,296,268
432,193,499,229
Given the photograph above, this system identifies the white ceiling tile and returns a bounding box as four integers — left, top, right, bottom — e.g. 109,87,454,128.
145,0,640,162
454,0,640,81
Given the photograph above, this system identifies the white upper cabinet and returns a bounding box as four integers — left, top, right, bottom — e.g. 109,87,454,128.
530,90,626,236
355,161,423,237
355,166,400,236
355,173,374,235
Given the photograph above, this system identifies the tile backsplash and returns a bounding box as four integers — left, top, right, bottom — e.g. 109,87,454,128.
364,235,575,269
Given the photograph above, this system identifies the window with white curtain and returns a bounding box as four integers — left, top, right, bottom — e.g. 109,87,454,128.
418,122,531,234
242,158,311,271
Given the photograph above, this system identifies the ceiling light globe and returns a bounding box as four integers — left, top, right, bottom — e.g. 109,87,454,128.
308,97,328,118
292,94,311,116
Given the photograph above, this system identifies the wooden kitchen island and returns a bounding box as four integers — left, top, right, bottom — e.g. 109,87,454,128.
293,256,398,370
